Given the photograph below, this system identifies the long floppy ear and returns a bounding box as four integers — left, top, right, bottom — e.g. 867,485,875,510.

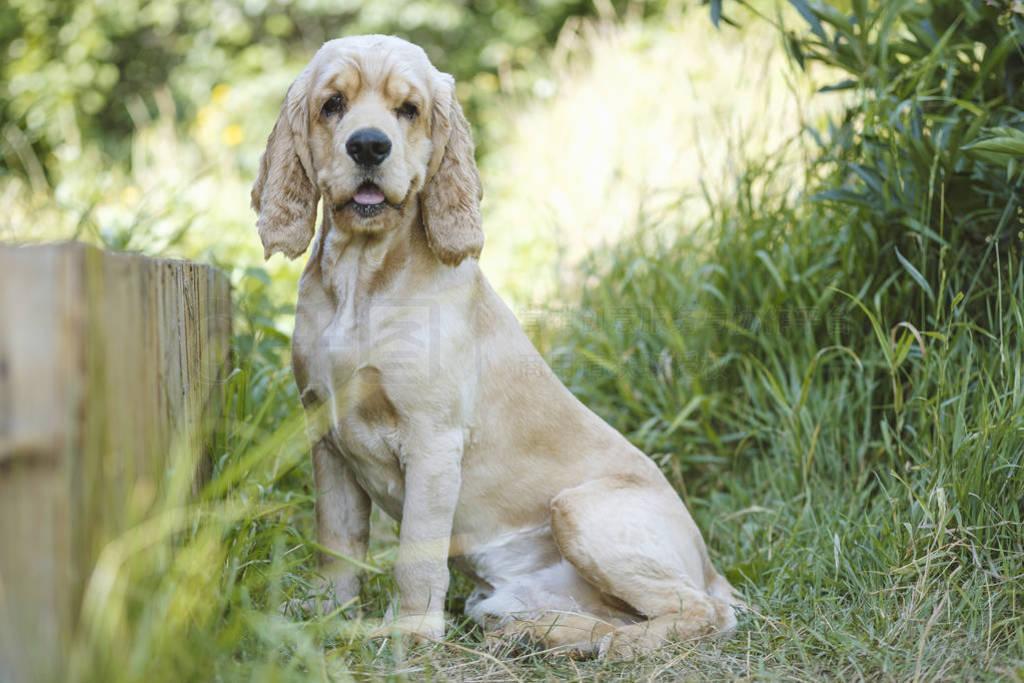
250,73,319,260
419,74,484,266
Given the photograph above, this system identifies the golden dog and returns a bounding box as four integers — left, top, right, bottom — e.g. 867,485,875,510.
252,34,737,657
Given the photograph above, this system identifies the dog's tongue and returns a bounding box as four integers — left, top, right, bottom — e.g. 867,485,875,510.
354,183,385,205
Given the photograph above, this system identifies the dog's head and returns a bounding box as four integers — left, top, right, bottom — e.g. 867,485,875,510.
251,35,483,266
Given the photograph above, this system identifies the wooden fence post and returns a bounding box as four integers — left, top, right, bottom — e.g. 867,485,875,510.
0,242,231,682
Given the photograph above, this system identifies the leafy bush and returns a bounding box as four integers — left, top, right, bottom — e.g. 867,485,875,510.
784,0,1024,311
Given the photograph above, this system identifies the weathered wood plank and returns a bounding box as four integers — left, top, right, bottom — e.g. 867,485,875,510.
0,242,231,682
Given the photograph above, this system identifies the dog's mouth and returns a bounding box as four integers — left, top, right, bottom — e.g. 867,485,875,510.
336,182,391,218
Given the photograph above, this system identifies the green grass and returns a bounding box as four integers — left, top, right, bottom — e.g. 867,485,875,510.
542,172,1024,679
61,138,1024,683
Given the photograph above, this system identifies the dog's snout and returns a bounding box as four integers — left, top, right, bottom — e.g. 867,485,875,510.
346,128,392,167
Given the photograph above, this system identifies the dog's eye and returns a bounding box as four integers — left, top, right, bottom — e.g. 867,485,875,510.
321,94,346,117
397,102,418,120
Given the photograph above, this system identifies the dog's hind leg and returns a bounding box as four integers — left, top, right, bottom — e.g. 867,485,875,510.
549,476,736,658
484,612,615,655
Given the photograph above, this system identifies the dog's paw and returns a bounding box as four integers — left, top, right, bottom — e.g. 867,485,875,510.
598,630,645,660
483,621,535,655
372,612,445,645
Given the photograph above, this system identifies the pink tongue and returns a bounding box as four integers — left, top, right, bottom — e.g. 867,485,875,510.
354,184,385,205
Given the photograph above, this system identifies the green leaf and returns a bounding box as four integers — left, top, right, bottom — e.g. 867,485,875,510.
665,395,703,435
788,31,806,70
755,249,786,289
962,135,1024,158
810,188,873,207
818,79,857,92
950,99,985,117
832,288,892,366
894,246,935,302
788,0,827,41
848,162,883,193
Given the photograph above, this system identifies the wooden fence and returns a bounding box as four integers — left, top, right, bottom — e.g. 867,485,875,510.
0,243,231,682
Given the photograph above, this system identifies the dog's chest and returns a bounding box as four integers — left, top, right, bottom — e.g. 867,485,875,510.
295,297,444,516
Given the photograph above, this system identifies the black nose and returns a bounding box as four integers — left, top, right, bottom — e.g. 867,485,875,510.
346,128,391,166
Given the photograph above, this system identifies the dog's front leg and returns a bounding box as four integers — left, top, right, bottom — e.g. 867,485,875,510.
391,430,462,642
311,436,371,610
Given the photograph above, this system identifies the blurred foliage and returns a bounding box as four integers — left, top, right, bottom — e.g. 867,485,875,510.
0,0,677,175
478,7,823,304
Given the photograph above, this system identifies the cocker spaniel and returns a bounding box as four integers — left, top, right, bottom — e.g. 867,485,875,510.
251,34,738,658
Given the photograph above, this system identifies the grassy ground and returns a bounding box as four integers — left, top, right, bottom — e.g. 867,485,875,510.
10,5,1022,682
65,166,1024,681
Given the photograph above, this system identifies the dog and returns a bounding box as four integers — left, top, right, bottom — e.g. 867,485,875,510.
251,34,738,658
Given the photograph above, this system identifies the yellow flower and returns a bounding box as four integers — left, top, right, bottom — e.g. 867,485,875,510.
211,83,230,104
222,124,244,147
